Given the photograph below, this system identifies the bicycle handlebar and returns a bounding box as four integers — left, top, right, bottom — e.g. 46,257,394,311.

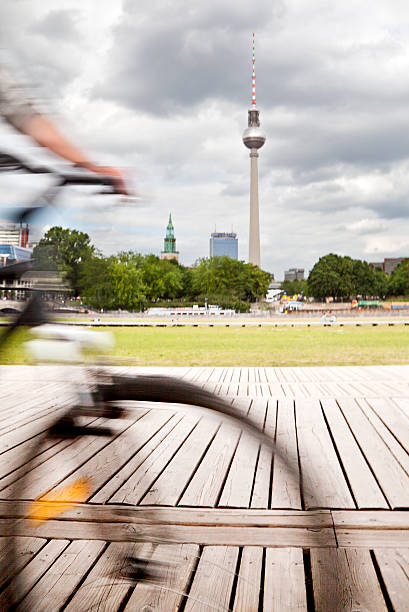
0,152,120,190
0,152,123,223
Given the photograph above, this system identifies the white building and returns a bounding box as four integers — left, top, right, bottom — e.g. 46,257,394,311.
0,223,29,247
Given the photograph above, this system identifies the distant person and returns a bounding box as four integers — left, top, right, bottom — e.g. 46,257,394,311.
0,62,128,193
330,314,337,324
320,313,327,324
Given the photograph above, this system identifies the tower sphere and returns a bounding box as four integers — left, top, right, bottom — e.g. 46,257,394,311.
242,125,266,150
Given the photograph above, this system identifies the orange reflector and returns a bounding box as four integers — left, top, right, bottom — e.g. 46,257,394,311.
28,478,91,523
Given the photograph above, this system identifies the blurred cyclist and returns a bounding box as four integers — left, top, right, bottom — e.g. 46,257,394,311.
0,63,128,194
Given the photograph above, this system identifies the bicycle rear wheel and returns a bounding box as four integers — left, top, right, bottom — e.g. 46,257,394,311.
0,374,305,611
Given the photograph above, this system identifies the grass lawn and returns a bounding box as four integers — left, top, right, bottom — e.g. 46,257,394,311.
1,325,409,366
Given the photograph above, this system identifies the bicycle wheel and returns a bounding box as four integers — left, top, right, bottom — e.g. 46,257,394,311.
0,374,317,611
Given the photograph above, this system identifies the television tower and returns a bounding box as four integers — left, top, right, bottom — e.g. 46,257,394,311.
242,33,266,267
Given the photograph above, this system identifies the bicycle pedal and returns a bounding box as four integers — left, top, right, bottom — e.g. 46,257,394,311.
74,403,126,419
120,557,169,583
103,404,127,419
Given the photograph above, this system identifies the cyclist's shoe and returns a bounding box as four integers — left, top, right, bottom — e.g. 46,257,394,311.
49,415,112,438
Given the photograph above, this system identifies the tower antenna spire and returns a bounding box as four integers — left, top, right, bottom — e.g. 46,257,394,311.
252,32,256,107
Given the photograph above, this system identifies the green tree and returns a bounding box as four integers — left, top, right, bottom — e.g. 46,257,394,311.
79,256,115,310
281,279,308,297
308,254,346,299
308,253,388,299
191,257,271,303
140,255,184,300
388,259,409,296
33,227,95,296
110,258,147,310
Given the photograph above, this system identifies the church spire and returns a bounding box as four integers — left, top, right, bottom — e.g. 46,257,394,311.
161,212,179,262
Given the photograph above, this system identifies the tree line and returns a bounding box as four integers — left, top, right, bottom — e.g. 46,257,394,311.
33,227,271,311
283,253,409,300
33,229,409,308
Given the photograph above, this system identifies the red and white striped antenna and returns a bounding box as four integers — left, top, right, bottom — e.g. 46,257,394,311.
252,32,256,106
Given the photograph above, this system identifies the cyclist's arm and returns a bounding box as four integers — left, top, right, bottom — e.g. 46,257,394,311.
23,115,128,193
0,64,128,194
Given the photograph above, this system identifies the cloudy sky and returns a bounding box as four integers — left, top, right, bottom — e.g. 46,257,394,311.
1,0,409,278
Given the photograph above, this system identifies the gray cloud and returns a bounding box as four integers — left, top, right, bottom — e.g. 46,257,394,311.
93,0,280,114
2,1,409,277
30,9,80,42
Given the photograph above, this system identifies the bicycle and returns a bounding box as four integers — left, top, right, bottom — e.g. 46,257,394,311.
0,154,325,611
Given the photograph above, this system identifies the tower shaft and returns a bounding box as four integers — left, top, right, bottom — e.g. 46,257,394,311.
249,149,261,267
242,33,265,269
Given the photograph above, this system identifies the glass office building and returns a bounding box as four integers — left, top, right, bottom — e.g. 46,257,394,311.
210,232,238,260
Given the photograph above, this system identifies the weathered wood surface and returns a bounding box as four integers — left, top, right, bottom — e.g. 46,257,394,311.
0,365,407,610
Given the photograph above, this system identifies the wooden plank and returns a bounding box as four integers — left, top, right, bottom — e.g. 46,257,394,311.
0,390,61,434
240,367,249,383
17,540,105,611
46,410,174,502
248,382,259,396
0,434,68,482
0,417,100,491
258,368,268,383
264,367,280,383
109,415,199,505
320,399,388,509
63,541,138,611
141,418,220,505
231,396,252,418
0,519,336,547
223,368,234,384
335,529,409,548
0,536,46,589
268,381,286,397
230,367,241,383
0,501,334,528
248,368,257,383
0,416,140,500
271,399,302,509
373,549,409,612
339,398,409,508
393,397,409,420
263,548,307,611
178,422,241,507
358,399,409,474
218,426,260,508
0,410,65,455
233,547,263,611
333,508,409,547
251,399,276,509
238,382,249,396
90,413,183,503
332,510,409,529
184,546,239,612
0,539,69,609
295,399,354,509
310,548,387,612
124,544,199,611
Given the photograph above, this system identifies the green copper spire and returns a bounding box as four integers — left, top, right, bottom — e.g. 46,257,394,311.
164,213,176,253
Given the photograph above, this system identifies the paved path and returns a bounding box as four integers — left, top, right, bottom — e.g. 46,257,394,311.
0,365,408,610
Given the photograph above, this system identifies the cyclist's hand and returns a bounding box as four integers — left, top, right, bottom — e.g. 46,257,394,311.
92,165,130,196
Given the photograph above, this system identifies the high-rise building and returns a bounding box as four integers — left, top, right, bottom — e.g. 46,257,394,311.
161,213,179,262
242,33,266,268
284,268,305,282
370,257,408,275
0,222,29,247
210,232,238,260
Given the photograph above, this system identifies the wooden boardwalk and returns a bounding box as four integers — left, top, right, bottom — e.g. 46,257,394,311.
0,365,408,611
